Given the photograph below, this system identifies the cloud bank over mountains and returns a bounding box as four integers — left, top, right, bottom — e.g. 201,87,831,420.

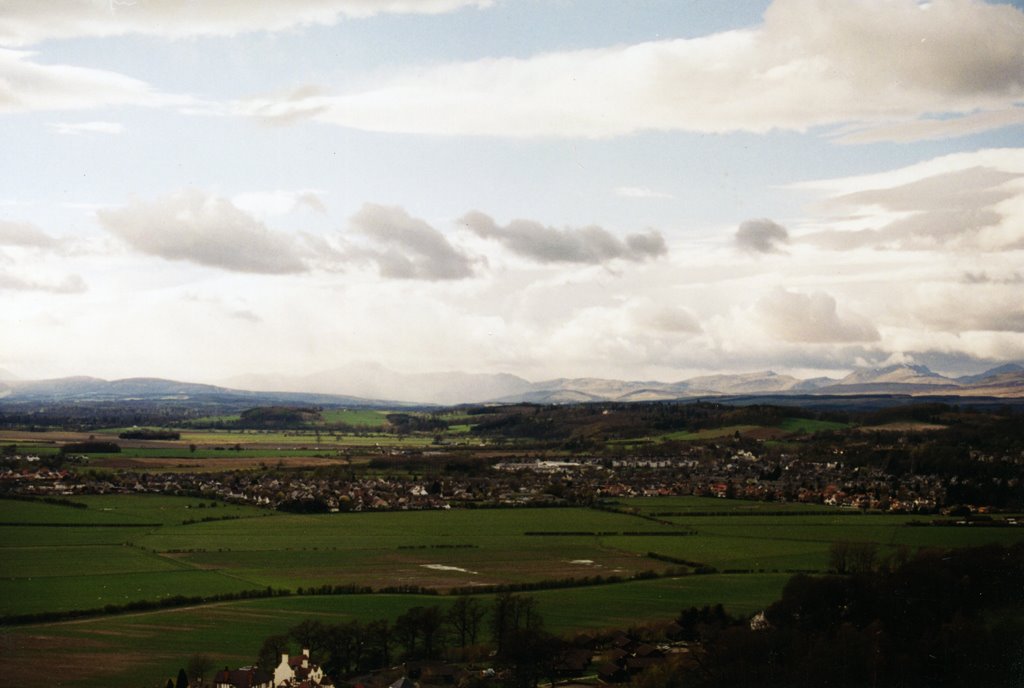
1,1,1022,384
7,144,1024,382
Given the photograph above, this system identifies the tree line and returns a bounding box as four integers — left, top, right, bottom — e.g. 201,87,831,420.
255,593,567,688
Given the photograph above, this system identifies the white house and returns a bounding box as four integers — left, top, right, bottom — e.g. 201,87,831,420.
274,648,329,687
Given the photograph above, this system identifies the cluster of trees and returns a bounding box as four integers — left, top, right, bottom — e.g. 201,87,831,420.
118,429,180,440
239,406,322,428
658,544,1024,687
827,540,889,575
167,655,215,688
2,586,290,626
0,400,218,431
254,594,563,686
385,413,449,435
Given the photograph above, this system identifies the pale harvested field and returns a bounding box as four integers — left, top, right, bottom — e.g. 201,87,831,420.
856,422,947,432
88,455,353,471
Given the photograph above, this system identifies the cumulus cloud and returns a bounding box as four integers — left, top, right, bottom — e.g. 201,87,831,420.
237,0,1024,140
0,48,175,114
348,203,476,280
0,0,492,46
735,218,790,254
460,211,667,265
0,220,59,248
0,272,85,294
97,190,308,274
635,304,702,334
756,288,879,343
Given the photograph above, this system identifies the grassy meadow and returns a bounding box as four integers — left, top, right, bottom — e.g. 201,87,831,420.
1,494,1021,688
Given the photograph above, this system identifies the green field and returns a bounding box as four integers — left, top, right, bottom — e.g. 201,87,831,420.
318,409,392,427
609,425,761,445
619,495,844,514
778,417,850,433
0,573,788,688
607,418,851,447
3,496,1021,619
1,495,1021,688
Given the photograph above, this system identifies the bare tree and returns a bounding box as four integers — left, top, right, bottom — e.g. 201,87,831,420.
186,655,214,687
446,597,486,649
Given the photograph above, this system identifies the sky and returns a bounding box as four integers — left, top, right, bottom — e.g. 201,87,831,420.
1,0,1023,385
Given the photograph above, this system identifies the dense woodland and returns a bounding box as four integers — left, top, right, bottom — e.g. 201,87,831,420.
660,543,1024,688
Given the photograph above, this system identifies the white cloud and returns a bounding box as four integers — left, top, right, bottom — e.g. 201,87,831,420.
231,190,327,219
0,220,59,248
460,211,667,265
756,288,880,343
614,186,674,200
833,108,1024,144
0,48,174,114
913,280,1024,333
0,0,493,46
878,327,1024,368
793,148,1024,196
238,0,1024,140
0,271,85,294
97,190,308,274
47,120,124,135
797,148,1024,252
631,301,702,334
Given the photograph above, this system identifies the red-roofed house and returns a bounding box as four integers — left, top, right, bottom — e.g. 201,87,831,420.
214,667,273,688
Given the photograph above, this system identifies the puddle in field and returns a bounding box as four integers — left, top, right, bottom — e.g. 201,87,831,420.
569,559,598,565
421,564,478,574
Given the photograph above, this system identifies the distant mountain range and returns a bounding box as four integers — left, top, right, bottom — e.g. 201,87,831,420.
479,363,1024,404
2,362,1020,408
0,376,391,408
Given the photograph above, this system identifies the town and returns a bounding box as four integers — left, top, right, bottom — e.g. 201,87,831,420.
4,427,1021,516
